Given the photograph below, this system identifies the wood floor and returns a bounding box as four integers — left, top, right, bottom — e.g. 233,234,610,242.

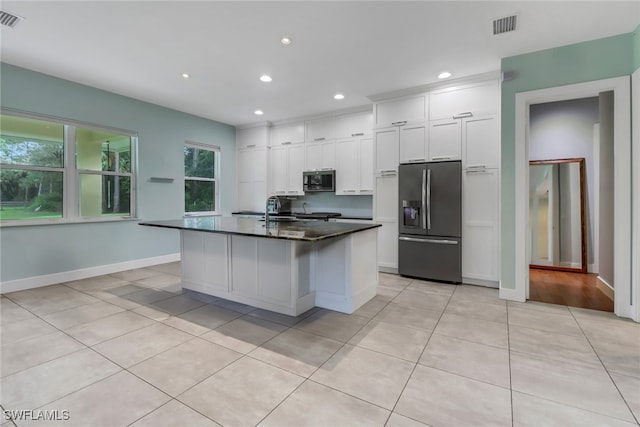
529,268,614,312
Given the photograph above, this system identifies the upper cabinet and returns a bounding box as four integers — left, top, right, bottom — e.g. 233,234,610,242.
336,111,374,138
374,94,428,128
463,115,500,169
305,117,336,141
270,122,305,146
237,125,268,150
429,80,499,121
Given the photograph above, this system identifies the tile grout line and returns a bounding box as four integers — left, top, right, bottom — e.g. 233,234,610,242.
567,307,640,425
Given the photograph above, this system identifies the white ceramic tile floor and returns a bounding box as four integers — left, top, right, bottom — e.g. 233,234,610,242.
1,263,639,426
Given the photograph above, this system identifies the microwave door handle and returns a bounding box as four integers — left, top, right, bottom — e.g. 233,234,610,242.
421,169,427,230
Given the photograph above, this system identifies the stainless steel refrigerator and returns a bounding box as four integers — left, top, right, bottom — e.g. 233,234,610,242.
398,161,462,282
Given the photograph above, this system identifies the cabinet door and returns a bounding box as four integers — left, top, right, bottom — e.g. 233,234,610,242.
336,111,373,138
464,115,499,169
377,221,398,269
374,127,399,173
237,126,268,149
306,117,336,141
237,149,253,182
252,181,267,212
429,80,499,120
287,143,305,195
305,142,322,171
270,146,287,195
359,137,374,193
462,168,499,282
257,239,291,306
320,140,336,170
375,94,427,127
429,119,462,161
335,138,359,194
230,236,258,298
237,181,253,210
271,122,305,146
203,233,230,293
400,123,427,163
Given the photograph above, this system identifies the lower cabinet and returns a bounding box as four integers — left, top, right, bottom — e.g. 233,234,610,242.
462,167,499,285
374,174,398,271
181,231,229,294
230,235,292,306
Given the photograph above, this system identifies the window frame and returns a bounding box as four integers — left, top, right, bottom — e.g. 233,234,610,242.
183,141,220,216
0,108,138,227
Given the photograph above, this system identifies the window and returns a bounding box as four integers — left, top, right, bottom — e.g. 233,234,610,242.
0,110,137,224
184,142,219,214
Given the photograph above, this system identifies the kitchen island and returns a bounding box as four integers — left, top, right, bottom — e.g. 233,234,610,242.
140,217,380,316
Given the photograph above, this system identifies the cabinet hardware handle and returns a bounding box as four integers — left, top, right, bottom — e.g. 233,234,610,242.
246,144,256,148
467,165,486,169
351,132,364,137
321,168,333,170
399,236,458,245
465,169,488,174
431,156,452,161
313,137,325,141
282,141,292,145
408,158,425,162
433,122,457,127
343,189,357,193
391,121,408,126
453,112,473,119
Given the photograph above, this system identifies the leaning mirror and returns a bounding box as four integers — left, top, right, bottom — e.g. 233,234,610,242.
529,158,587,273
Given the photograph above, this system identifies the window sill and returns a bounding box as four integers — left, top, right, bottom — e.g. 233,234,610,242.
0,216,140,228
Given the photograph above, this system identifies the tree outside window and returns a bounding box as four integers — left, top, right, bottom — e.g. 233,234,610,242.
184,143,218,214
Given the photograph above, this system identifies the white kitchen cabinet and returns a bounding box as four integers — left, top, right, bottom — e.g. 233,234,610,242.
306,117,336,142
462,167,499,285
181,231,229,294
374,175,398,271
237,126,268,150
236,125,268,212
429,119,461,161
270,142,305,196
335,135,373,195
399,123,428,164
305,140,336,171
429,80,499,121
336,110,373,138
374,127,400,173
287,143,305,195
374,94,428,128
463,114,500,169
270,122,305,146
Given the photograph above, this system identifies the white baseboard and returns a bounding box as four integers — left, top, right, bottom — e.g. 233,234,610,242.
0,253,181,294
462,277,499,288
596,276,615,301
499,284,525,302
378,266,399,274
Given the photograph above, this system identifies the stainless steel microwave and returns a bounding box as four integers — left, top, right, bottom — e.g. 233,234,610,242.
303,170,335,192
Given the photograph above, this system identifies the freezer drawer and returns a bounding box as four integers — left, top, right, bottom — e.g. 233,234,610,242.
398,235,461,283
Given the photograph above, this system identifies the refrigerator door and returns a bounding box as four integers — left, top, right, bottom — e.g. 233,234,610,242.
398,163,428,235
398,235,462,282
426,161,461,237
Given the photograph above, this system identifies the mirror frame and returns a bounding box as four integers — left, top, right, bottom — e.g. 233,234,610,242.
529,157,587,273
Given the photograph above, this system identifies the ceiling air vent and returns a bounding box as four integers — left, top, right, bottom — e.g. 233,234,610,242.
0,10,24,28
493,14,517,35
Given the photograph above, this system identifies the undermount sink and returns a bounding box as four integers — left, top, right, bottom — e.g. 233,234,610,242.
258,216,297,223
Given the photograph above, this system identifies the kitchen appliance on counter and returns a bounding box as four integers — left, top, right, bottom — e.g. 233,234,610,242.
303,170,335,192
266,196,292,215
398,161,462,283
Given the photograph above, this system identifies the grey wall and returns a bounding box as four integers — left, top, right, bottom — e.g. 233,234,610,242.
529,97,600,265
599,91,615,287
0,63,236,282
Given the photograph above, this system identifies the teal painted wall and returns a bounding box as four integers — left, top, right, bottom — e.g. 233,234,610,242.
500,32,634,290
634,25,640,71
0,63,236,282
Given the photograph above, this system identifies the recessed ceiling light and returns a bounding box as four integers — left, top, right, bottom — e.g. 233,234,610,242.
438,71,452,79
334,93,345,100
259,75,272,83
181,73,190,79
254,110,264,115
280,37,292,45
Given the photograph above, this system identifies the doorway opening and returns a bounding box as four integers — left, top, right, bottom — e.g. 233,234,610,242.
527,97,613,312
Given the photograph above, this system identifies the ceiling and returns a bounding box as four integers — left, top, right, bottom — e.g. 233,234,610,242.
1,1,638,127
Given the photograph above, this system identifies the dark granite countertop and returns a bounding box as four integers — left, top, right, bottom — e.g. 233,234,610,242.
139,217,380,242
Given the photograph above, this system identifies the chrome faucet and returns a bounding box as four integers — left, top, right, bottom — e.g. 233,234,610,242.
265,195,281,225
